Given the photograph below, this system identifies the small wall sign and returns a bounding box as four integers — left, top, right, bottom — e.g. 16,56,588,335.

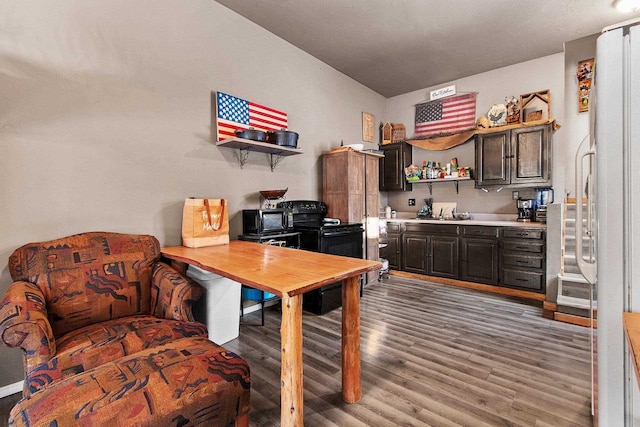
362,112,374,142
430,85,457,101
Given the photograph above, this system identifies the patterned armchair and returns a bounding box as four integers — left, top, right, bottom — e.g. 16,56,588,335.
0,232,250,426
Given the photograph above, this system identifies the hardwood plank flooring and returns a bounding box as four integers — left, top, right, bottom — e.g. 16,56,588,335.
228,275,592,426
0,275,592,426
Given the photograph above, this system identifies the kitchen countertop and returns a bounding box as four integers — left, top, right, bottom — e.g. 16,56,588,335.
383,212,546,227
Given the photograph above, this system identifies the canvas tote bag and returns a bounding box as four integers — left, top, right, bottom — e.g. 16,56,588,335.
182,198,230,247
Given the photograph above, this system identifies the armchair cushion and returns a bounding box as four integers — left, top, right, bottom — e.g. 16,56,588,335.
24,314,208,395
10,336,251,427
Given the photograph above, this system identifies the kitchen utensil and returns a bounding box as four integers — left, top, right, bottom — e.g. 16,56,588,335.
266,129,299,147
235,128,267,142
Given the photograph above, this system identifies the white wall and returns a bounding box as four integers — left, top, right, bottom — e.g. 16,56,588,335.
382,54,566,215
0,0,386,387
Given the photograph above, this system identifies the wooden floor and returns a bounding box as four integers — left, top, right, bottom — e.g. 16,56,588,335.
228,275,593,426
0,275,593,426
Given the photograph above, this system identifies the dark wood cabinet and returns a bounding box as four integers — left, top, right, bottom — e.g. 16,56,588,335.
401,223,459,278
390,221,546,294
428,235,458,278
475,123,552,188
499,227,546,292
379,142,412,191
402,233,428,273
459,226,499,285
385,232,402,270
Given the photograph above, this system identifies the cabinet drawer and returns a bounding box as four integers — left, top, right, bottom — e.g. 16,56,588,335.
502,241,544,253
462,226,499,238
502,253,543,269
503,228,544,240
387,222,404,233
405,223,459,235
501,268,544,291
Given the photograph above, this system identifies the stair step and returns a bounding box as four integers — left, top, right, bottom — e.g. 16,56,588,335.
559,272,590,284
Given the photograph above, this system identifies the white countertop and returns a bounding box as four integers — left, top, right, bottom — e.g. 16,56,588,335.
383,212,546,228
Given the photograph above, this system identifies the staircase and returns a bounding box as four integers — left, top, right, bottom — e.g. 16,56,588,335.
556,199,596,320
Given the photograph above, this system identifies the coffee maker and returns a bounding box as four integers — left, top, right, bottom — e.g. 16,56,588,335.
517,199,536,222
534,188,554,223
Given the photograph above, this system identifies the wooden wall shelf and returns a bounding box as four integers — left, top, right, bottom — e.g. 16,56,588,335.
406,176,472,195
216,137,303,171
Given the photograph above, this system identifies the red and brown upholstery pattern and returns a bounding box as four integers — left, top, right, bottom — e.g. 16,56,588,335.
24,315,208,395
0,232,250,426
7,232,161,337
9,336,251,427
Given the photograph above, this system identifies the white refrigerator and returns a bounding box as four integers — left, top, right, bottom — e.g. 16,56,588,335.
576,17,640,426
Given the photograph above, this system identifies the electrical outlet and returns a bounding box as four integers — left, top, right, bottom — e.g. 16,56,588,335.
408,198,416,206
512,191,519,200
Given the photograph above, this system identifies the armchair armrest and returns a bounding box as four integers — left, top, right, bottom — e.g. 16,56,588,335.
151,262,204,322
0,281,56,369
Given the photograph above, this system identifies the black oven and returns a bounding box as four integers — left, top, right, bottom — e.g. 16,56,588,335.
279,200,364,315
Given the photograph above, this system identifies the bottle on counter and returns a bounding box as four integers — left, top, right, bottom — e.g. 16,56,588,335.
422,161,427,179
385,205,392,219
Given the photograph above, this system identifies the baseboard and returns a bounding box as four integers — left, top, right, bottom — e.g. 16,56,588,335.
241,298,279,315
0,381,22,398
390,270,546,302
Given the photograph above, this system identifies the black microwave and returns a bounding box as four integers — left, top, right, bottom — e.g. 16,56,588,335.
242,209,293,235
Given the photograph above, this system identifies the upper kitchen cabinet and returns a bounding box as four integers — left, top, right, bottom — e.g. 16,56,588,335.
475,123,552,188
379,142,412,191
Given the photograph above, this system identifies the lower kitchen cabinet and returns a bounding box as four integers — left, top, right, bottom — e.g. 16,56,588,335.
401,223,459,278
385,232,402,270
402,233,428,274
459,226,499,285
391,221,546,293
499,227,546,292
429,236,458,278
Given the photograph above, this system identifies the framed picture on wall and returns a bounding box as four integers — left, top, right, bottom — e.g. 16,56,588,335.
362,112,374,142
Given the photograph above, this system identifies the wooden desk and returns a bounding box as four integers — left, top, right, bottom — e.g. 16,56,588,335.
161,241,381,426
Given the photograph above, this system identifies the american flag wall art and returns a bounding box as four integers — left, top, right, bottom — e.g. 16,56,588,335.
215,92,288,141
414,92,477,139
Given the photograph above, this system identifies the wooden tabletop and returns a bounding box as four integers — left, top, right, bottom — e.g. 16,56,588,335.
624,312,640,389
161,241,382,297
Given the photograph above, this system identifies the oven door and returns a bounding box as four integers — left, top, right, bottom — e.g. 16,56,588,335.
319,228,363,258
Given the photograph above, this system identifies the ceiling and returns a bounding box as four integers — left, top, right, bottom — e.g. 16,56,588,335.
215,0,640,97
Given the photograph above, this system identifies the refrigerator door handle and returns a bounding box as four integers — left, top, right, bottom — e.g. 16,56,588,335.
575,143,596,284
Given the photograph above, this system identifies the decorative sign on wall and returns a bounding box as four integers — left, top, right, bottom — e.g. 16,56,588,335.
215,91,288,141
430,84,457,101
577,58,594,113
362,112,374,142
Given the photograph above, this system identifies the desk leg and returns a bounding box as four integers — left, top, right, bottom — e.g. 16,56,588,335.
342,275,362,403
281,293,303,427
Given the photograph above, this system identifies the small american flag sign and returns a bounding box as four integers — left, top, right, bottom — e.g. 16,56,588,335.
215,92,288,141
414,92,476,139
